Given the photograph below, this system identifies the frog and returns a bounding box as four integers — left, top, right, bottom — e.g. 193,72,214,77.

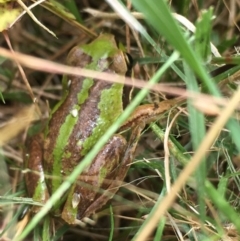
24,33,182,225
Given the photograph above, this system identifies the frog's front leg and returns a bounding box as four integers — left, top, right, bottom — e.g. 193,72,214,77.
24,133,49,213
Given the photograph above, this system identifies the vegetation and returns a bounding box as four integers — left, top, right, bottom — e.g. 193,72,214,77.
0,0,240,240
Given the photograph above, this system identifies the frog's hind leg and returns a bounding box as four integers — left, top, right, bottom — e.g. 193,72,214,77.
61,135,127,224
80,124,144,222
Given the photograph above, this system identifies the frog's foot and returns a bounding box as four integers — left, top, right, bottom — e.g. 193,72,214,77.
74,216,96,227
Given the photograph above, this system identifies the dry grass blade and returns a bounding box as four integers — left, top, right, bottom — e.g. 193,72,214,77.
15,0,56,37
0,105,37,146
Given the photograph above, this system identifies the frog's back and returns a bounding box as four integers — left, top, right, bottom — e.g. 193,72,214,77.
43,36,128,193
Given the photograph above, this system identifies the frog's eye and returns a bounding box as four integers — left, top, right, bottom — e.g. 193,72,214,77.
124,53,134,71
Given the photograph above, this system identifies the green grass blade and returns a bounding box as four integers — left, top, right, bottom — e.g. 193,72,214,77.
183,61,206,220
194,8,213,61
132,0,220,96
205,180,240,231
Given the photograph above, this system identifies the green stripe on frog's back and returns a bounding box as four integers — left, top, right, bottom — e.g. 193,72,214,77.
81,82,123,155
51,77,94,193
79,34,126,155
